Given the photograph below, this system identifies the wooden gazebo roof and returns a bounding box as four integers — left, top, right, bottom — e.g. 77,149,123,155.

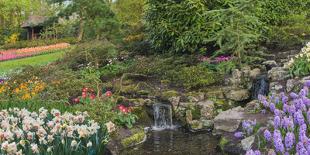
21,15,46,28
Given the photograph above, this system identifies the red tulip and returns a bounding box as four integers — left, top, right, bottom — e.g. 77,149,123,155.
82,87,88,92
90,94,96,100
118,105,125,110
82,92,87,98
121,108,128,113
73,98,80,103
105,91,112,97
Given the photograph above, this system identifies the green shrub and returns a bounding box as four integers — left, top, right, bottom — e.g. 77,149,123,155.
168,65,222,90
62,40,118,70
289,57,310,77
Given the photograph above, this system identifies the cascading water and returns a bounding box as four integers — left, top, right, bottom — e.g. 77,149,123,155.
251,75,269,99
152,103,173,130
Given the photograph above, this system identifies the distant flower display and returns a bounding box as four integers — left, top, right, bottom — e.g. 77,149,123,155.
0,43,70,62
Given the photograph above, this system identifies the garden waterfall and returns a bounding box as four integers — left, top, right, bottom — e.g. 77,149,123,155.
152,103,173,130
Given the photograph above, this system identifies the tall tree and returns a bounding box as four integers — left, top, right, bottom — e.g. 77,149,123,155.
49,0,119,41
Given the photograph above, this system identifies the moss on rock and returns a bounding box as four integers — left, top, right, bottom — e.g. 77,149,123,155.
121,131,146,147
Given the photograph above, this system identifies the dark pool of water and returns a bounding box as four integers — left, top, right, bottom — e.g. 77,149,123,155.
121,129,222,155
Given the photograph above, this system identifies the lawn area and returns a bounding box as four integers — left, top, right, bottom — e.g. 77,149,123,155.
0,49,65,75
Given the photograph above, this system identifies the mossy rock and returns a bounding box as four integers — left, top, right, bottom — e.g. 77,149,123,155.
219,137,230,151
121,131,146,148
161,90,179,99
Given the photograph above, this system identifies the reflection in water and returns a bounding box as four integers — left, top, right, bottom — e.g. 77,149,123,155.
122,130,221,155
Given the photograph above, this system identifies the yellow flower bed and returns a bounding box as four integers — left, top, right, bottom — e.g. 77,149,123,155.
0,77,46,100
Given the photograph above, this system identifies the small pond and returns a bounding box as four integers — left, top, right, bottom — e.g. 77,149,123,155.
122,129,222,155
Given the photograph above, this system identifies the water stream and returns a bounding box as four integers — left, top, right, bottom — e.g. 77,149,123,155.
251,75,269,99
152,103,174,130
122,103,221,155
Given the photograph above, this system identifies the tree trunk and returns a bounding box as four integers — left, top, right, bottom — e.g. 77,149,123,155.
78,19,85,42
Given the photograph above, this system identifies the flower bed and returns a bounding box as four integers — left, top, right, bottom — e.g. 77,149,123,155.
245,80,310,154
0,108,107,155
0,43,70,62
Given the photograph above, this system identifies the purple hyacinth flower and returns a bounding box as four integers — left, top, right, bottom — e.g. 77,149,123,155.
283,103,289,113
307,110,310,124
245,150,261,155
275,97,280,104
274,109,282,116
299,88,307,97
234,132,243,138
288,105,296,116
273,130,285,153
302,96,310,107
290,92,299,99
282,95,289,104
274,116,281,128
294,110,305,125
270,103,276,112
264,129,272,142
282,116,294,131
284,132,295,150
304,80,310,87
296,142,306,154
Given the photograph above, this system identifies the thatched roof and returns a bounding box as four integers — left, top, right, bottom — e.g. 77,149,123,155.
21,15,46,28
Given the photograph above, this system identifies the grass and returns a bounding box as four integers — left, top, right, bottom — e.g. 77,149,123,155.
0,49,66,75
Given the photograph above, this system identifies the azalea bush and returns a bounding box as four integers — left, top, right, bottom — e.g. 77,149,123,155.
246,80,310,154
0,108,108,155
288,42,310,77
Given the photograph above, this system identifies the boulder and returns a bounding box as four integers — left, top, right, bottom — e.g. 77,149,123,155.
168,96,181,109
214,106,245,132
245,100,261,112
197,100,215,119
267,67,289,81
249,68,261,79
241,135,255,151
262,60,278,70
269,82,283,92
226,89,250,101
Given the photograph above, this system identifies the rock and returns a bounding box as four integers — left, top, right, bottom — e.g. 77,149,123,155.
245,100,261,112
249,68,261,79
185,110,193,123
190,120,203,130
168,96,181,109
198,100,215,119
201,119,214,128
267,67,289,81
231,69,242,86
286,79,302,92
241,135,255,151
214,106,245,132
241,66,251,77
226,89,250,101
205,88,225,99
269,82,283,92
187,96,199,102
263,60,278,70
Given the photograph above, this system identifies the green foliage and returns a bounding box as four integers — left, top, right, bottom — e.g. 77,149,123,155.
145,0,210,53
202,60,238,74
112,0,145,27
289,57,310,77
115,112,138,128
168,65,222,90
50,0,120,41
62,40,118,69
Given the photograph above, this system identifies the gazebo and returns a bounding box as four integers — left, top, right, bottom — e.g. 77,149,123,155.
21,15,46,40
